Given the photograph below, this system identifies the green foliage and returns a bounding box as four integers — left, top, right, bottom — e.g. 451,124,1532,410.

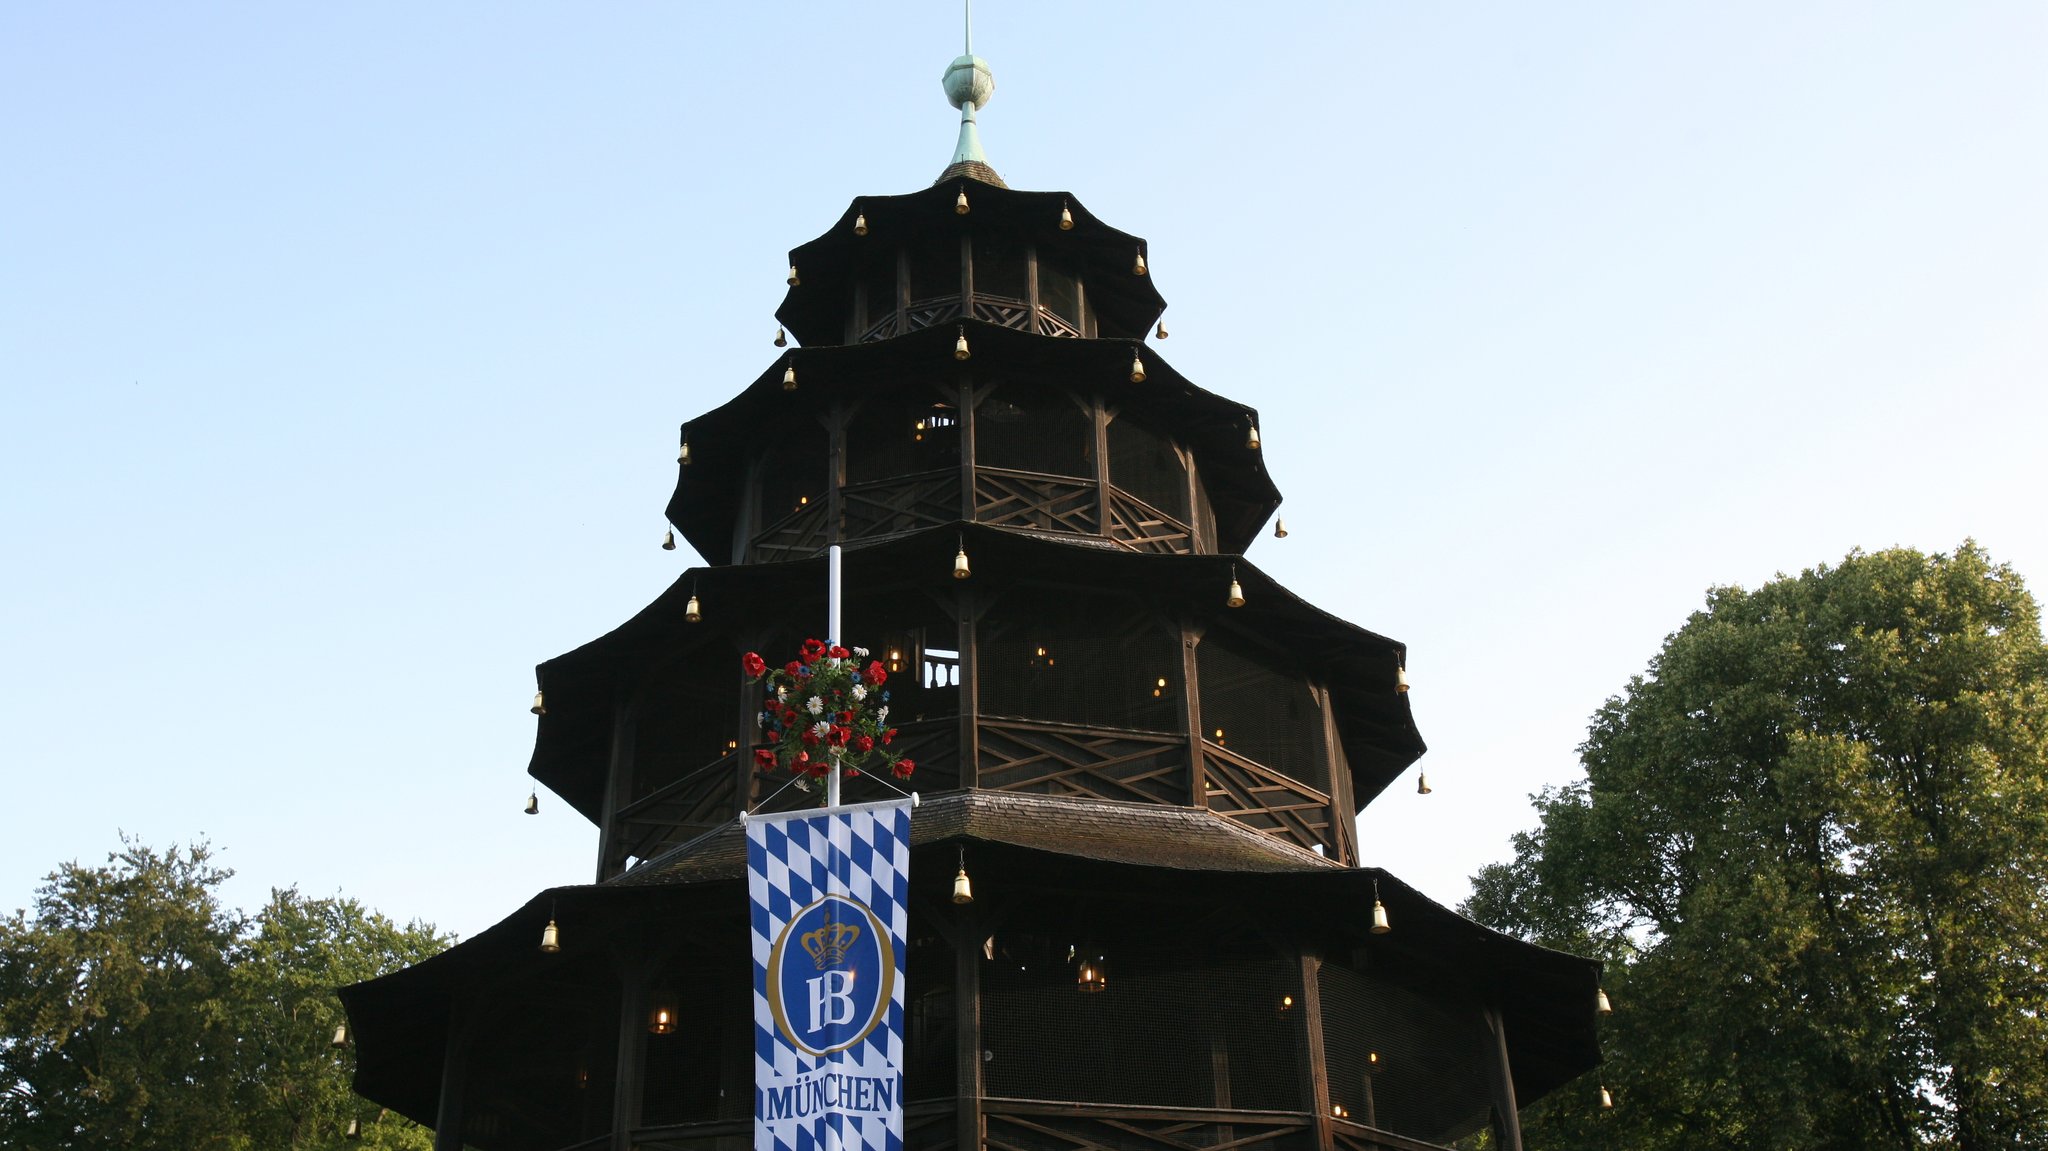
1467,543,2048,1151
0,840,450,1151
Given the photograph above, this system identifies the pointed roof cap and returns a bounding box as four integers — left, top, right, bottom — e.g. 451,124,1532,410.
939,53,1006,187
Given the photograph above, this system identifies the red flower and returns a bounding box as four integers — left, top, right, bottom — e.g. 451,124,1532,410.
828,726,848,746
753,749,778,769
829,645,850,660
741,652,767,678
865,661,888,687
854,735,875,753
801,729,820,746
839,711,856,726
802,638,827,662
782,708,800,725
892,758,916,779
784,661,804,678
883,727,898,745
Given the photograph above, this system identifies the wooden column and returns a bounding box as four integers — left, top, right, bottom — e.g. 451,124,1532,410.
433,997,469,1151
1484,1008,1525,1151
1297,952,1333,1150
1024,246,1041,334
1182,624,1207,809
1092,402,1112,538
594,697,638,883
954,906,984,1151
610,961,652,1151
1316,685,1355,865
896,248,911,335
959,382,980,523
957,587,980,789
960,234,974,319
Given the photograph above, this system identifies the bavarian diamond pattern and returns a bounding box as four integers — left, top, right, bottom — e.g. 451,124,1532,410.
748,801,911,1151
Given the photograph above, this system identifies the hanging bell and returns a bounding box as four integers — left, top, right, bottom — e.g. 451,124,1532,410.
530,691,546,716
678,441,691,465
331,1024,349,1048
525,791,540,815
684,593,702,623
955,326,971,361
952,866,974,904
956,186,970,214
1600,1086,1614,1109
1396,664,1410,693
1371,898,1391,934
953,544,972,580
1596,987,1613,1015
1133,249,1147,276
1274,519,1288,539
539,918,560,953
783,363,797,391
1129,353,1146,383
1226,567,1246,609
773,327,787,348
1246,423,1261,450
1156,321,1168,339
661,528,677,551
853,212,868,236
1417,772,1432,796
1059,202,1074,230
786,265,800,286
345,1118,361,1140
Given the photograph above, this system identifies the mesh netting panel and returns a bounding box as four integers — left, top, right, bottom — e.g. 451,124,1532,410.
1038,259,1081,333
976,234,1029,302
975,385,1093,479
979,588,1181,732
1319,963,1496,1145
641,951,755,1127
1197,637,1328,791
635,649,742,802
459,961,619,1151
903,932,958,1102
757,421,829,530
1192,468,1218,548
1107,414,1189,523
845,388,960,486
909,230,961,303
983,944,1303,1112
857,253,897,330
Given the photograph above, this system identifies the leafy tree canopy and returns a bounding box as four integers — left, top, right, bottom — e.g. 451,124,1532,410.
0,840,450,1150
1467,543,2048,1151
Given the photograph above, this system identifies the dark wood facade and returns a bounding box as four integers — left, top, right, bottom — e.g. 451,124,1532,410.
340,172,1600,1151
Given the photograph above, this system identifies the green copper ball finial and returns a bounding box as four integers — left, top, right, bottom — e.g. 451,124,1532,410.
942,54,995,167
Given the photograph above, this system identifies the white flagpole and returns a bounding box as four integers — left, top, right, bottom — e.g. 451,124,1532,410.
826,543,843,809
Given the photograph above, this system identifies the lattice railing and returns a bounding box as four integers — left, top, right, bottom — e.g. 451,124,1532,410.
751,500,830,562
974,295,1036,331
985,1101,1316,1151
751,719,962,815
1199,742,1335,856
843,471,962,542
977,720,1189,805
1106,489,1194,555
975,468,1100,535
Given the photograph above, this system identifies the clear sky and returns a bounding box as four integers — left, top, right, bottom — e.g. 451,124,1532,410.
3,3,2043,940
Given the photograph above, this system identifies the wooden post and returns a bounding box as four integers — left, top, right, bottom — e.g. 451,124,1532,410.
432,997,469,1151
957,587,981,789
1316,685,1354,865
1182,624,1207,809
1484,1008,1525,1151
960,234,974,320
594,697,638,883
1024,246,1041,334
1092,402,1112,538
1297,952,1333,1150
955,906,984,1151
611,961,652,1151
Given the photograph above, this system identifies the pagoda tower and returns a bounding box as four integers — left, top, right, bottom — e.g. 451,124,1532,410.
344,45,1603,1151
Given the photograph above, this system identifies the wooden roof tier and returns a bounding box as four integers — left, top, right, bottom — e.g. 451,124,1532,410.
525,522,1426,824
340,790,1601,1134
667,317,1282,561
775,183,1165,347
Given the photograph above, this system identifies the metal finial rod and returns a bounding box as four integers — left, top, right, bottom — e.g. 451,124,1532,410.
965,0,973,55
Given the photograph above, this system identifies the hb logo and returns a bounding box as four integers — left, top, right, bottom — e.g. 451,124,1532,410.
768,894,895,1056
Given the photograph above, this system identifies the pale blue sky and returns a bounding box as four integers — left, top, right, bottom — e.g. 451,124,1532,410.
4,3,2043,938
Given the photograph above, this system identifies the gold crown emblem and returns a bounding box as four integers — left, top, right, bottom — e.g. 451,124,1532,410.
800,912,862,969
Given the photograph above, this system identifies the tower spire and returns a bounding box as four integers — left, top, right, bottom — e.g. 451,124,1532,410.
938,1,1004,187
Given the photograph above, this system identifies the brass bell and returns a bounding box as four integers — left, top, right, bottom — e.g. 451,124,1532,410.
539,918,560,953
345,1118,360,1140
955,187,970,214
331,1024,349,1048
684,593,702,623
1129,353,1146,383
1246,422,1261,450
524,791,539,815
1371,898,1391,934
786,265,800,287
783,363,797,391
1156,321,1168,339
530,691,546,716
952,866,973,904
661,528,677,551
1600,1086,1614,1109
953,544,972,580
1396,664,1410,693
1417,772,1432,796
955,326,971,361
678,441,691,465
1226,566,1245,609
853,212,868,236
1132,249,1147,276
773,327,787,347
1274,519,1288,539
1597,987,1613,1014
1059,202,1073,230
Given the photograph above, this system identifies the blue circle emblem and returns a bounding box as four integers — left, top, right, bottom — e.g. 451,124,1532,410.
767,894,894,1057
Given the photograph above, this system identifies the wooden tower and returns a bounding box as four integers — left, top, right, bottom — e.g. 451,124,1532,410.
343,47,1602,1151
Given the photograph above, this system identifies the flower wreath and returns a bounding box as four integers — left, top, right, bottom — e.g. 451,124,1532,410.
742,639,915,782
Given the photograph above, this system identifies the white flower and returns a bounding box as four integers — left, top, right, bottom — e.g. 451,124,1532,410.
877,705,889,723
812,720,832,738
852,646,870,657
806,696,824,715
851,684,867,702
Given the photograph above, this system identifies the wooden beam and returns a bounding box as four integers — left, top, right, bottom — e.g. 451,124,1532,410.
611,960,652,1151
595,697,638,883
1181,625,1207,810
956,905,984,1151
1484,1008,1525,1151
1296,952,1333,1151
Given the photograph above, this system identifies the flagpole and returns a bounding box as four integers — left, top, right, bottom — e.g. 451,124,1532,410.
826,543,843,809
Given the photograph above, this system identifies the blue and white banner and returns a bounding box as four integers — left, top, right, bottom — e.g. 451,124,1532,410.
747,799,911,1151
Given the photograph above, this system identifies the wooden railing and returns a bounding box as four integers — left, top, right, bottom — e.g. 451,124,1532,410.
975,468,1100,535
1200,741,1337,857
859,293,1081,343
842,470,962,542
1106,489,1194,554
977,720,1190,805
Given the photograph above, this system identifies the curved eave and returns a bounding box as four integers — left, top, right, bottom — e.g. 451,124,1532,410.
667,319,1282,562
341,823,1595,1127
527,525,1425,824
775,184,1166,346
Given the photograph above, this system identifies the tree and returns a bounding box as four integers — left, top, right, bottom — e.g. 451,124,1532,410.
0,840,449,1150
1467,543,2048,1151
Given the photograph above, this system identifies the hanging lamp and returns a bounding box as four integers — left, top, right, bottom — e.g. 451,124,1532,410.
1076,953,1107,993
1226,564,1246,609
952,846,974,904
1371,879,1391,934
648,988,679,1035
530,691,546,716
955,326,971,361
